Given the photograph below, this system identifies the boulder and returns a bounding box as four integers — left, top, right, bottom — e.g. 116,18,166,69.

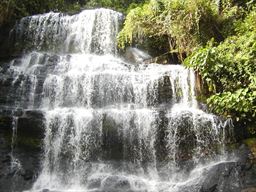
200,145,256,192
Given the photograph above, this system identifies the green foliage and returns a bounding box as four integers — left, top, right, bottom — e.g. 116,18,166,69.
118,0,256,61
185,8,256,121
118,1,166,49
207,89,256,119
119,0,256,123
0,0,67,25
118,0,225,60
85,0,145,13
235,7,256,33
166,0,221,54
244,138,256,158
219,0,256,38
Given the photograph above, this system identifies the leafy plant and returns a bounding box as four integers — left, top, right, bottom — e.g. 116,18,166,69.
118,0,224,60
184,8,256,121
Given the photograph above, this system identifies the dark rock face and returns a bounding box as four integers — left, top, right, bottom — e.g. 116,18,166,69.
158,76,173,104
144,53,179,65
0,147,41,192
123,47,152,64
0,23,14,59
102,115,124,161
0,53,60,109
200,162,242,192
242,188,256,192
200,146,256,192
87,174,147,192
101,175,131,192
0,109,44,192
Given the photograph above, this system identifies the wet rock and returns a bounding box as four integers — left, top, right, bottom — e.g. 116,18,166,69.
242,187,256,192
18,110,45,140
101,175,131,192
200,162,241,192
200,145,256,192
242,164,256,189
1,155,11,163
0,147,41,192
124,47,152,64
48,55,60,65
0,116,12,131
42,189,50,192
14,108,24,116
144,52,179,64
155,110,169,164
20,169,34,181
88,177,102,189
102,115,123,161
157,76,173,104
0,109,43,192
0,23,16,58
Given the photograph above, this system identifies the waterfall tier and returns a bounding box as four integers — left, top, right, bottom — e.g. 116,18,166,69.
10,9,122,55
0,8,234,192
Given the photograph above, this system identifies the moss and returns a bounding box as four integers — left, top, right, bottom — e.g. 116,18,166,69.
226,143,240,150
3,131,42,150
16,137,42,149
248,125,256,136
244,138,256,159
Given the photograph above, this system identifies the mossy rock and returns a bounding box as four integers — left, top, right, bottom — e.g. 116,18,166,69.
244,138,256,161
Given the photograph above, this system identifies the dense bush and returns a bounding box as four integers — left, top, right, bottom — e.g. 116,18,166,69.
0,0,67,25
118,0,223,60
118,0,256,58
185,8,256,121
85,0,145,13
119,0,256,124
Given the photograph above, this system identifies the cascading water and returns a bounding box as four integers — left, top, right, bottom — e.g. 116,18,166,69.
3,8,235,192
10,114,22,171
11,9,121,55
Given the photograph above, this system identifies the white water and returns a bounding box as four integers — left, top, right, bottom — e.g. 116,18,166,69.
10,115,22,171
12,9,122,55
6,8,234,192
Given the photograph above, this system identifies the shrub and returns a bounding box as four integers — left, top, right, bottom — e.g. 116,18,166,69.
118,0,222,60
184,8,256,121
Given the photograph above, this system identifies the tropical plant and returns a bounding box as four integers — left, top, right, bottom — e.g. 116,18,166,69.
184,8,256,121
118,0,223,60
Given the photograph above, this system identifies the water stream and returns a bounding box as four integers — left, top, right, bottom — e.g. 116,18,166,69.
4,8,235,192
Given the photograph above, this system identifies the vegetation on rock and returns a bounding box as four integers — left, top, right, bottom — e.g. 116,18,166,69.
118,0,222,60
0,0,67,25
119,0,256,130
184,5,256,124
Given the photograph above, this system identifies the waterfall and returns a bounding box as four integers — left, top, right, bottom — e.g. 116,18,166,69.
2,8,234,192
10,115,22,171
11,9,122,55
